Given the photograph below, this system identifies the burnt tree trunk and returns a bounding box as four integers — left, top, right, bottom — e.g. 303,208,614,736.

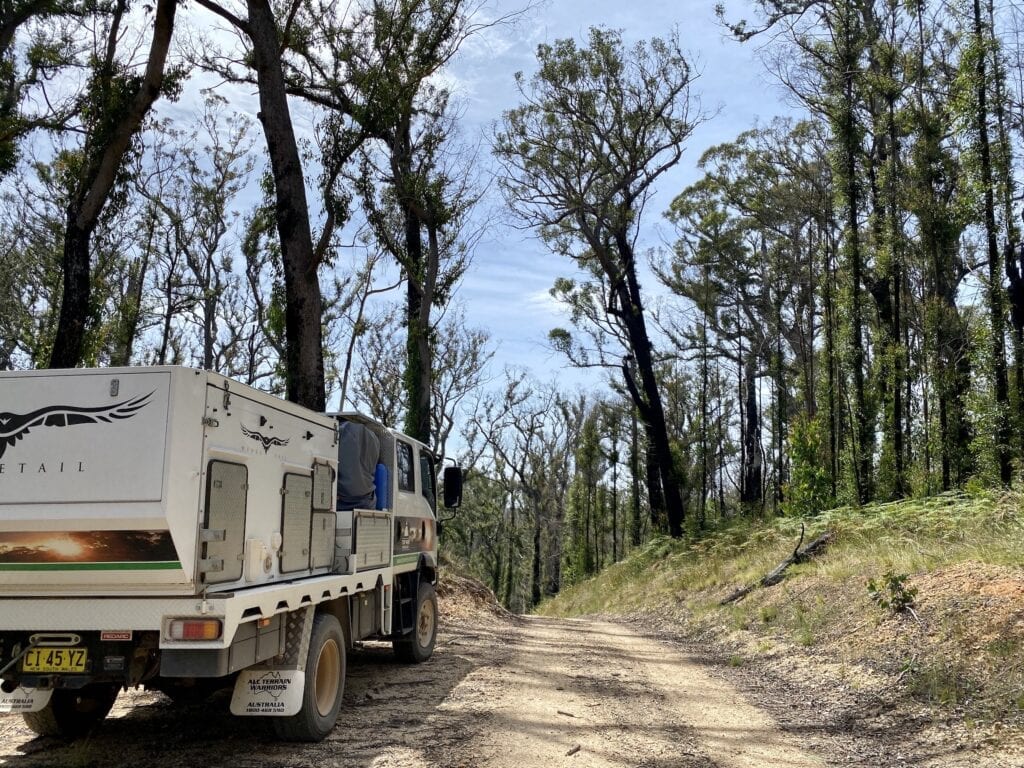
741,353,762,506
616,233,685,538
49,0,177,368
247,0,325,410
630,408,643,546
973,0,1012,485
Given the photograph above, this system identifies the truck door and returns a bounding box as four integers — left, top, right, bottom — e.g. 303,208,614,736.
392,440,436,571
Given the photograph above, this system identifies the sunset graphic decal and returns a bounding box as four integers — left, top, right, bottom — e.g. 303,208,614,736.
0,530,177,564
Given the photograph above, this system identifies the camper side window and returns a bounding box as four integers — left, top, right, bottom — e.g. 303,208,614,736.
397,441,415,493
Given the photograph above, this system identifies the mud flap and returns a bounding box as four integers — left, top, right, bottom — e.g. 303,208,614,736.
0,685,52,714
230,606,313,717
230,669,304,716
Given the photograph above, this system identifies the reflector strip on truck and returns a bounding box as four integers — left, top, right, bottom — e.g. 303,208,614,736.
0,561,181,571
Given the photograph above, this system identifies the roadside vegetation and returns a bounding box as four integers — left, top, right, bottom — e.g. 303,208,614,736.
539,490,1024,727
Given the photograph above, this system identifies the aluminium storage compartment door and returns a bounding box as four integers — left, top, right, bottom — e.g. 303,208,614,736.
280,473,312,573
353,511,391,571
201,461,248,584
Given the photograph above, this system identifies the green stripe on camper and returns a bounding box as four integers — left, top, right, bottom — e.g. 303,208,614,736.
0,561,181,571
392,553,420,566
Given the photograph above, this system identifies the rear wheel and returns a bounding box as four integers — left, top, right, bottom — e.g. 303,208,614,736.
394,581,437,663
273,613,345,742
22,683,119,739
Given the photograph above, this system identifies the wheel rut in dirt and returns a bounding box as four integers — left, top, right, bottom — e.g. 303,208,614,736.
0,614,824,767
432,616,824,768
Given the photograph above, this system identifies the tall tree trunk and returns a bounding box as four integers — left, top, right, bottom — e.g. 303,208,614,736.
773,289,786,509
51,222,94,367
973,0,1013,485
843,44,872,503
629,408,642,547
531,504,541,606
503,491,516,608
49,0,177,368
610,454,618,561
644,432,665,532
699,303,709,529
887,96,907,498
248,0,325,409
741,353,762,506
824,236,839,500
616,234,685,537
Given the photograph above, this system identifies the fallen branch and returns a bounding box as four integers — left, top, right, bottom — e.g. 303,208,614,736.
719,524,834,605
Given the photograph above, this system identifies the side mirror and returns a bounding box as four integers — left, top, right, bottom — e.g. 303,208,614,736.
442,466,463,510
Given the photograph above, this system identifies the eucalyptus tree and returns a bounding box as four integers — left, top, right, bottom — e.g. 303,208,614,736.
128,98,257,371
862,0,913,498
665,119,836,513
723,0,875,502
957,0,1013,484
663,167,764,512
192,0,325,408
260,0,494,441
903,2,972,491
347,0,483,445
495,27,703,538
354,116,479,444
48,0,178,368
0,0,85,175
349,302,493,462
0,164,65,366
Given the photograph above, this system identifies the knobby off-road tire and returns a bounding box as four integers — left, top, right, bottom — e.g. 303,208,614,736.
273,612,346,742
394,582,437,664
22,683,120,739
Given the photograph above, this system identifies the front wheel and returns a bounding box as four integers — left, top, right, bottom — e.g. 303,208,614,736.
22,683,119,739
394,582,437,664
272,613,346,742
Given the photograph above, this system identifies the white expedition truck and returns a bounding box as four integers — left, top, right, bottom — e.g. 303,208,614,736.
0,366,462,742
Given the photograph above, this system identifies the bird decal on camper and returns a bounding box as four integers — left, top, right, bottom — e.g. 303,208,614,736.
0,391,154,460
241,424,290,454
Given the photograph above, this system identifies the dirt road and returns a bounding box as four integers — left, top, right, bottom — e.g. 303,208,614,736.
0,614,833,768
431,616,823,768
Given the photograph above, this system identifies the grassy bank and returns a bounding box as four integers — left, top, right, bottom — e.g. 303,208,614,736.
538,490,1024,725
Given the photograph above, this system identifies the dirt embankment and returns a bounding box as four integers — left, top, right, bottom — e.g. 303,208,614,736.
647,559,1024,768
1,571,1021,767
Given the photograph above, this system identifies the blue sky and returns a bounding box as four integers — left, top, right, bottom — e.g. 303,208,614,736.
441,0,796,391
161,0,798,399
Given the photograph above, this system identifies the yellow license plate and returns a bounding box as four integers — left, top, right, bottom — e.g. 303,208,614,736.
23,647,88,673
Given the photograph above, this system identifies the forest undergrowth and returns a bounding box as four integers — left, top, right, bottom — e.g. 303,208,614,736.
539,490,1024,732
